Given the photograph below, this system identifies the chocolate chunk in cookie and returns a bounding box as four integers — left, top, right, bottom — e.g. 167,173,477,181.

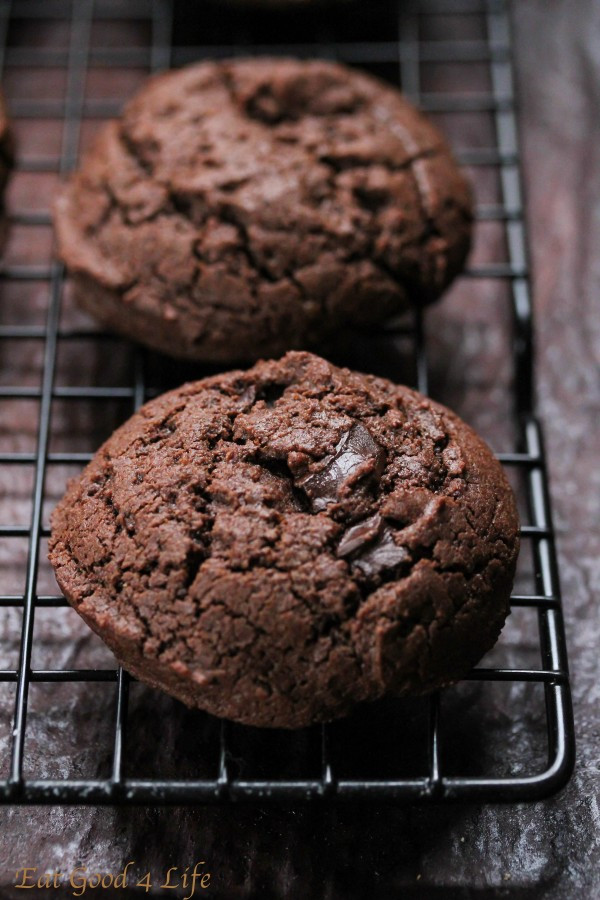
54,59,472,362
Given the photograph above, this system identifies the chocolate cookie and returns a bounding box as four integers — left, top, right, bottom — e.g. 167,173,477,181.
54,58,473,363
49,353,518,729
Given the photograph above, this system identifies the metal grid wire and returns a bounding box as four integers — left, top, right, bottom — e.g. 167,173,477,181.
0,0,575,804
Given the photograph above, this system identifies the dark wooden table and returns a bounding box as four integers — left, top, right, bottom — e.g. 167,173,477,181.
0,1,598,897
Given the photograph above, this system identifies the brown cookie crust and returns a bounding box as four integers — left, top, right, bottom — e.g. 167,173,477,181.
54,58,473,362
49,353,518,728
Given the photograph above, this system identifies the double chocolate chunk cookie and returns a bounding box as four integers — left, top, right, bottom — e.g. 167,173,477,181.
54,58,472,362
49,353,519,728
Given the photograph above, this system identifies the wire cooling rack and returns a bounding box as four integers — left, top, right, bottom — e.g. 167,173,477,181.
0,0,575,804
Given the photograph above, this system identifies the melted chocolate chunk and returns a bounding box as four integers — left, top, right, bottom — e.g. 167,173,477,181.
354,526,410,577
337,513,410,578
238,384,257,407
297,423,385,512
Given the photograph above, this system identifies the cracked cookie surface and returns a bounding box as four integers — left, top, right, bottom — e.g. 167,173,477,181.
54,58,473,362
0,90,13,231
49,352,519,728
